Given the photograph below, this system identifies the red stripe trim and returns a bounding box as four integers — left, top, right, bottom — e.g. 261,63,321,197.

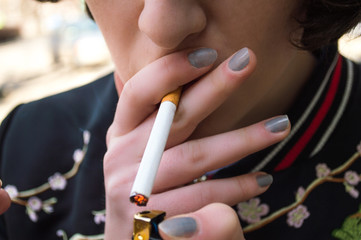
274,55,343,172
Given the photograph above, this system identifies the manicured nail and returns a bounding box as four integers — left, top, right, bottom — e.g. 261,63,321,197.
188,48,218,68
265,115,289,133
256,174,273,187
159,217,197,238
228,48,249,71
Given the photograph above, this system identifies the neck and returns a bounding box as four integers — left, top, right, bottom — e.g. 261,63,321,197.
241,50,317,126
191,50,317,139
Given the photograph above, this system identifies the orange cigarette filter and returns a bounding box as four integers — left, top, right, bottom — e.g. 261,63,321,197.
130,86,182,207
161,87,182,106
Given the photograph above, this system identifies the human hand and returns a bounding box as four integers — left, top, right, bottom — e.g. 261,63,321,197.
159,203,244,240
0,180,11,215
104,47,290,239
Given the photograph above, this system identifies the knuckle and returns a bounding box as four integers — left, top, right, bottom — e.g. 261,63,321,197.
234,175,257,200
121,79,139,106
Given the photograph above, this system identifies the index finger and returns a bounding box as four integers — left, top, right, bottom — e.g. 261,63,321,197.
0,189,11,215
112,48,217,136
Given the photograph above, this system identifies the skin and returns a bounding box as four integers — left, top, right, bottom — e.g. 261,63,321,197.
0,180,10,215
1,0,317,239
84,0,318,239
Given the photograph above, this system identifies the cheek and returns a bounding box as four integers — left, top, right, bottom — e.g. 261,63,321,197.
87,1,144,82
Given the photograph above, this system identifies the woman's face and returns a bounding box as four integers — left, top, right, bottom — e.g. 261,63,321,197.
86,0,302,84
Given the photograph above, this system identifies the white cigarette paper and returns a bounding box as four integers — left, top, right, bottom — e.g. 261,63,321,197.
130,88,181,206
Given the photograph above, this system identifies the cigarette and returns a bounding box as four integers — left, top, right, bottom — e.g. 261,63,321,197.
130,87,182,206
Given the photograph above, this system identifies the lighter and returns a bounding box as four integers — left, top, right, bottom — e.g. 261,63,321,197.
133,210,166,240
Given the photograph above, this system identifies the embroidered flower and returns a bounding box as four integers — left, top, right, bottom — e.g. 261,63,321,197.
295,187,305,201
56,229,66,238
237,198,269,224
48,173,67,191
26,207,38,222
73,149,84,163
42,205,54,214
357,142,361,155
287,205,310,228
344,171,360,186
315,163,331,178
83,130,91,145
28,196,42,211
344,183,360,199
4,185,18,199
93,212,106,225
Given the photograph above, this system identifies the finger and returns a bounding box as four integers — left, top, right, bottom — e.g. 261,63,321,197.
113,48,218,136
159,203,244,240
169,48,256,143
0,186,11,214
155,115,290,191
150,172,272,218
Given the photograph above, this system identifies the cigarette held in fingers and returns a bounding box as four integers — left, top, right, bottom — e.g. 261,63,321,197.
130,87,182,206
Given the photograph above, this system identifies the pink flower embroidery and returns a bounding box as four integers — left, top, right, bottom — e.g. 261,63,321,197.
287,205,310,228
94,213,106,225
344,171,360,186
83,130,91,145
73,149,84,163
345,183,360,199
357,142,361,155
315,163,331,178
295,187,305,201
4,185,18,199
237,198,269,224
28,197,42,211
48,173,67,191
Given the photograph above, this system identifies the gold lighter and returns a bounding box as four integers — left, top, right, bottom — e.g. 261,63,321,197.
133,210,166,240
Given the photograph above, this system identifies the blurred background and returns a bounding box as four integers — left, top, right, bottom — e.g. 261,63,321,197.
0,0,113,120
0,0,360,121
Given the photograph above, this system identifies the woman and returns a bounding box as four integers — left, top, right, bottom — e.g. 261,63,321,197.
1,0,361,239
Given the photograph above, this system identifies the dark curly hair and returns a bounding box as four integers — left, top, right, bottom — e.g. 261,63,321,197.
36,0,361,51
298,0,361,50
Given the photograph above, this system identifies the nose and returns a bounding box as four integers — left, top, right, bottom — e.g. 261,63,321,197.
139,0,207,49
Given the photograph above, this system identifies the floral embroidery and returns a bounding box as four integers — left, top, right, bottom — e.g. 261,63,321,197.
345,171,360,186
344,183,360,199
315,163,331,178
242,143,361,234
287,205,310,228
48,173,67,191
4,185,18,199
295,187,305,201
73,149,85,163
237,198,269,224
93,210,106,225
26,197,57,222
4,130,90,223
28,196,42,211
57,229,104,240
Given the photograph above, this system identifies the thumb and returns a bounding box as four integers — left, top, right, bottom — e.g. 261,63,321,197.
0,180,11,215
159,203,244,240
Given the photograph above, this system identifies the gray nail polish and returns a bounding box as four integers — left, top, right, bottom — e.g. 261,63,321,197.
228,48,249,71
256,174,273,187
159,217,197,238
265,115,289,133
188,48,218,68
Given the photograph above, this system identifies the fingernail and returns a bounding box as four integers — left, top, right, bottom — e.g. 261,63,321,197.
159,217,197,238
0,179,2,188
228,48,249,71
256,174,273,187
188,48,218,68
265,115,289,133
